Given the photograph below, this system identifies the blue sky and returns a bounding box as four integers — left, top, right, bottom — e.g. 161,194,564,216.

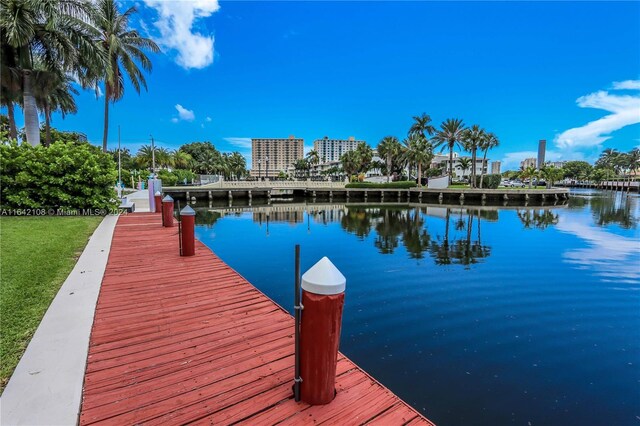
8,1,640,169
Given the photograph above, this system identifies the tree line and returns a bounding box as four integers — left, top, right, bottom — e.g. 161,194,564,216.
295,114,500,187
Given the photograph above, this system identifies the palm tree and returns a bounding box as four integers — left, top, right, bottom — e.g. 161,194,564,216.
521,165,538,189
33,69,79,146
0,36,20,140
433,118,466,185
172,150,193,169
461,125,485,188
1,0,100,146
478,132,499,188
354,142,373,175
403,134,433,187
456,157,472,181
93,0,160,152
409,113,436,140
340,150,359,178
377,136,401,182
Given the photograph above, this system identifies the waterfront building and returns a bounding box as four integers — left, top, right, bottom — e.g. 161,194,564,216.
491,161,501,175
521,157,537,169
313,136,364,163
251,136,304,178
537,140,546,169
546,161,567,169
431,153,489,180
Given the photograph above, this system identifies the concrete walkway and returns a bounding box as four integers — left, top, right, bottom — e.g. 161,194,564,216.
123,190,151,213
1,215,119,426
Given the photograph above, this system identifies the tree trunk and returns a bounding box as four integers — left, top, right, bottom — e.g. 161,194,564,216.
471,148,477,188
102,92,109,152
417,162,422,187
387,153,391,183
6,101,18,141
23,71,40,147
448,143,454,185
479,150,488,188
44,105,51,147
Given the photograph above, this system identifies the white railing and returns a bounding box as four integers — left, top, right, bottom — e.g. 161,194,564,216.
199,180,347,189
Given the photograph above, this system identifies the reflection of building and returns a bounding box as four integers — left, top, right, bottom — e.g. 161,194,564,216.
431,153,489,179
537,140,546,170
491,161,501,175
520,157,537,169
252,211,304,224
314,136,363,163
251,136,304,178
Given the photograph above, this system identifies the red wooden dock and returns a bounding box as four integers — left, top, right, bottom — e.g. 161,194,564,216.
80,213,434,425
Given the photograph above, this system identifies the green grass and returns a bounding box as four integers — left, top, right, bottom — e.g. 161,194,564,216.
0,216,102,392
345,181,417,189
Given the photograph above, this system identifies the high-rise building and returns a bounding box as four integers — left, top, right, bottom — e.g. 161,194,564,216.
520,157,537,169
491,161,501,175
313,136,364,163
251,136,304,178
537,140,546,170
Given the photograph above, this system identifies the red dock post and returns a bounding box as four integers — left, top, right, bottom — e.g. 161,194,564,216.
154,191,162,213
161,195,174,227
300,257,346,405
180,205,196,256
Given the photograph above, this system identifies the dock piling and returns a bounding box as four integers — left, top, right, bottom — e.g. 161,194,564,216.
300,257,346,405
179,205,196,256
161,195,174,227
154,191,162,213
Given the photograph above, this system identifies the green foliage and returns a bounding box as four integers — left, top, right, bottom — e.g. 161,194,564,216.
157,169,178,186
562,161,592,179
345,181,417,189
172,169,196,184
473,174,501,189
0,141,117,209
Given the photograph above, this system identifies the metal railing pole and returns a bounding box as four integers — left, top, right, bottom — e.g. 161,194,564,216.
294,244,302,402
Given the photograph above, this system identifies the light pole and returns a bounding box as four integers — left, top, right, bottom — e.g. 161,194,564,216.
266,156,269,180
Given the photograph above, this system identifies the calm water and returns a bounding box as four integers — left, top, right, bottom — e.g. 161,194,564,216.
192,189,639,426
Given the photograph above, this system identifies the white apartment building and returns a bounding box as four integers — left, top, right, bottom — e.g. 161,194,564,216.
431,153,489,179
313,136,364,163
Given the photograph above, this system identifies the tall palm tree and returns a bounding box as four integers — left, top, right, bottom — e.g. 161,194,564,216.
461,125,485,188
172,150,193,169
433,118,466,185
377,136,401,182
93,0,160,152
0,36,20,140
521,165,538,189
403,134,433,187
0,0,100,146
409,113,436,140
478,132,499,188
33,68,79,146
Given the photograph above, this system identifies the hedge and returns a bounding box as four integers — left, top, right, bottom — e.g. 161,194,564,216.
0,140,118,210
345,181,417,189
474,174,501,189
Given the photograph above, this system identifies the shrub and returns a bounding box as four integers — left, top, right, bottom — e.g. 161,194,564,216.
345,181,417,189
157,169,178,186
474,174,501,189
0,140,118,209
172,169,196,184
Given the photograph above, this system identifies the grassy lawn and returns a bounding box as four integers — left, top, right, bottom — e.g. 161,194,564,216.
0,216,102,392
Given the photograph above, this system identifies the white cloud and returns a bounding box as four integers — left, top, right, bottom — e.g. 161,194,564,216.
612,80,640,90
143,0,220,69
171,117,179,123
206,116,212,122
95,85,103,98
175,104,195,121
555,83,640,150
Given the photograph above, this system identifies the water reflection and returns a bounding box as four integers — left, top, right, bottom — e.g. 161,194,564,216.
559,191,640,283
516,208,559,229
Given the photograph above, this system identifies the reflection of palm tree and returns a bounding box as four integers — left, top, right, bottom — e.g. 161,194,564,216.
402,208,431,259
590,193,636,229
374,209,404,254
340,208,374,239
517,208,559,229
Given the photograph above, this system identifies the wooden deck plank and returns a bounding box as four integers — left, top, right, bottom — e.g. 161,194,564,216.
79,213,433,425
